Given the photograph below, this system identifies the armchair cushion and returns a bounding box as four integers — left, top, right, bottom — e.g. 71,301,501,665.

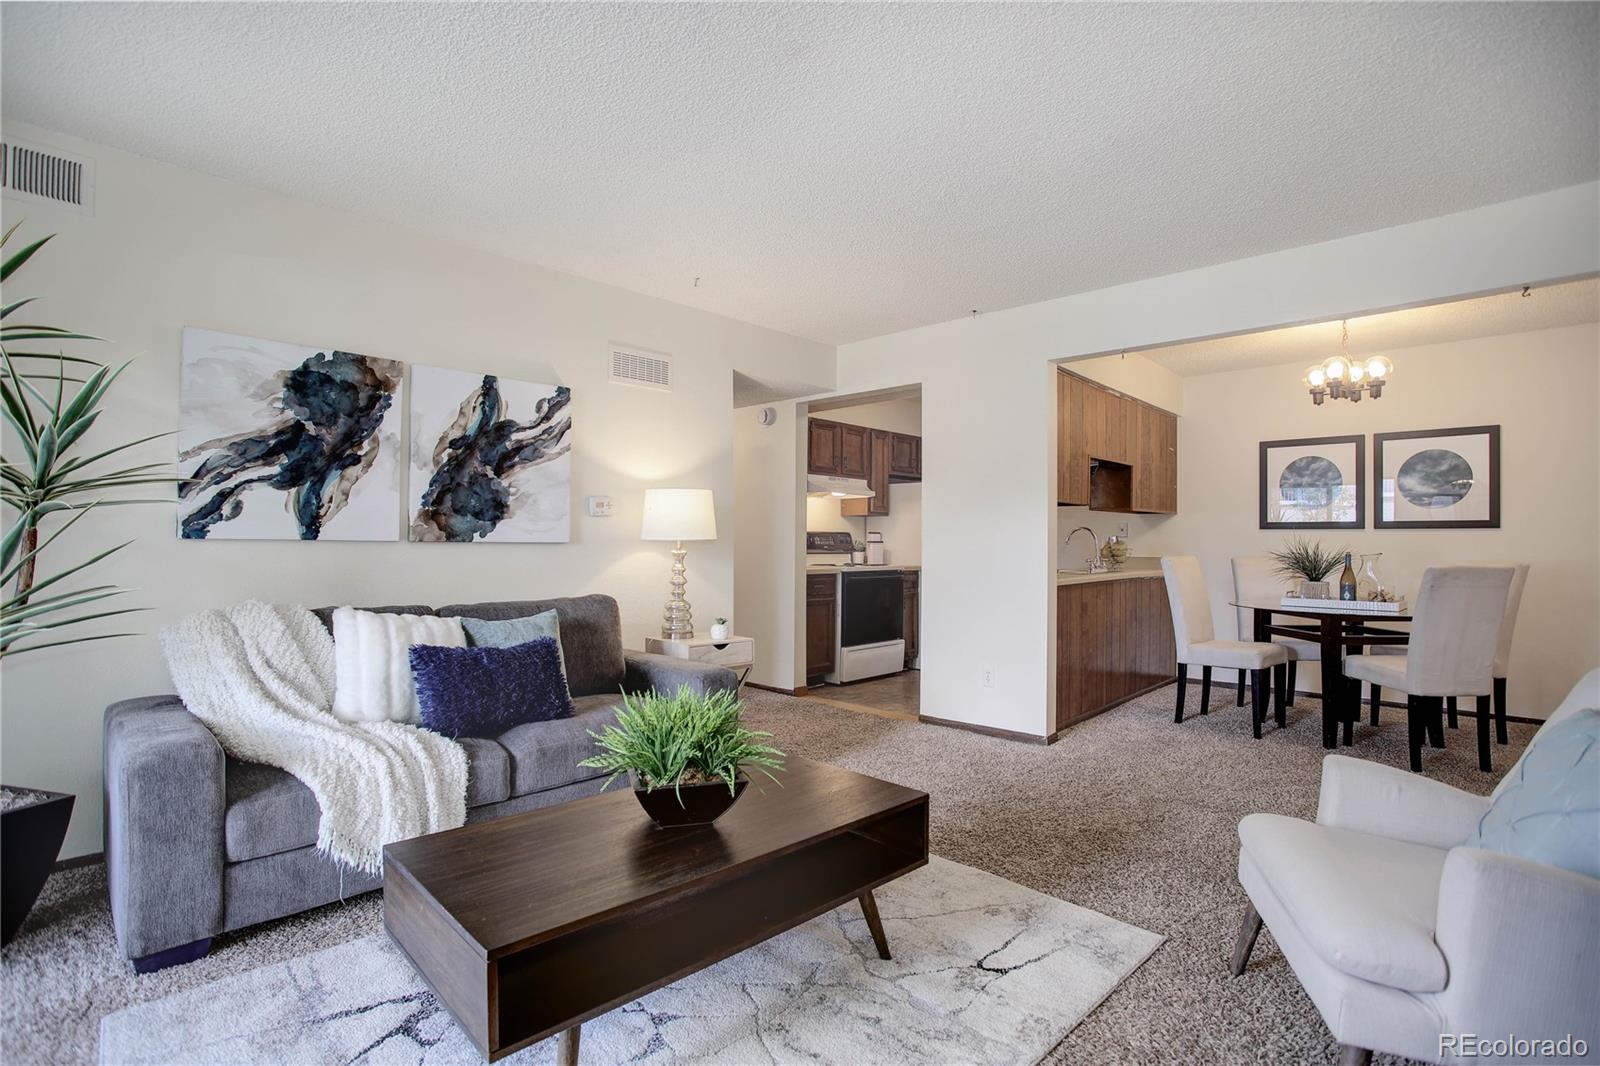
496,694,621,797
1316,754,1489,850
1238,813,1448,992
1468,708,1600,879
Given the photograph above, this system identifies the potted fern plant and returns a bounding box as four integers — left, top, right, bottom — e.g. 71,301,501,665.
0,226,179,943
580,687,784,828
1270,536,1346,600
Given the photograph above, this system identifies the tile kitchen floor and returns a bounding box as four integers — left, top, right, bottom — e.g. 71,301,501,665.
809,669,920,719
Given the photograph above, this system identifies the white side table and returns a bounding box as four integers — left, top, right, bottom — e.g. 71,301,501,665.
644,634,755,692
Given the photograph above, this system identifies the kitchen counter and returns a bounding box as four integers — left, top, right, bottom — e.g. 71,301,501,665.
1055,558,1161,585
807,564,921,573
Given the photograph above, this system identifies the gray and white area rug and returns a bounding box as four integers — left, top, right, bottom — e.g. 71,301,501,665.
100,857,1161,1065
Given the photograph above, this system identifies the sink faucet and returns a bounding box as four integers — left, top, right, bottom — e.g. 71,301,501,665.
1065,526,1106,572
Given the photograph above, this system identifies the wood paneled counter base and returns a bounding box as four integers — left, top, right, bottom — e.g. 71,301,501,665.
383,757,929,1062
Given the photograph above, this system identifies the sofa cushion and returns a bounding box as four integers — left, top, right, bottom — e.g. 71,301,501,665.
411,638,574,738
1469,708,1600,879
461,609,568,679
223,739,512,863
438,596,624,697
1238,812,1449,992
311,604,435,632
330,607,466,725
497,693,622,797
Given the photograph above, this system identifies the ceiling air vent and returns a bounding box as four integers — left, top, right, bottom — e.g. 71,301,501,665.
609,345,671,391
1,139,94,213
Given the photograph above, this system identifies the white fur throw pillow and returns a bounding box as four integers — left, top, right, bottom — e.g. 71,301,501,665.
331,608,466,724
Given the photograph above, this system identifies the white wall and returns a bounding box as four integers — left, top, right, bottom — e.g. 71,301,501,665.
832,183,1599,738
1140,324,1600,716
0,121,833,857
733,404,806,690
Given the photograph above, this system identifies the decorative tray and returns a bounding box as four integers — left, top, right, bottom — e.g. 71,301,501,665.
1280,595,1407,614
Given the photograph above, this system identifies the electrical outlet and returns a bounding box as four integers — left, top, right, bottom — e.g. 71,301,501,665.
982,668,995,688
1116,522,1130,538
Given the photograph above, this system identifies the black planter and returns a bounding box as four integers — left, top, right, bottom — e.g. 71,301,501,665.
1,787,75,945
632,774,747,828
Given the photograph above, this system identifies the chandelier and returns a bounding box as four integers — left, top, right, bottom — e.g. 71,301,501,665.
1304,321,1393,405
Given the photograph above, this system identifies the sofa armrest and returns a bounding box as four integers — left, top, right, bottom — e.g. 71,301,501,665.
103,696,226,960
622,651,738,698
1315,754,1488,850
1434,848,1600,1038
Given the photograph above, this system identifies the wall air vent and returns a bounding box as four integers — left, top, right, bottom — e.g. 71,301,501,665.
1,140,94,213
609,345,671,391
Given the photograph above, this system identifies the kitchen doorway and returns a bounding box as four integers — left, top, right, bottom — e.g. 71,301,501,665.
802,386,922,719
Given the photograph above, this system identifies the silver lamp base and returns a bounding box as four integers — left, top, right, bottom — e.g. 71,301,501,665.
661,541,694,639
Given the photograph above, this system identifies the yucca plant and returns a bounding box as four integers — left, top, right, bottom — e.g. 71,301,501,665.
1269,536,1346,586
580,687,785,805
1,225,180,657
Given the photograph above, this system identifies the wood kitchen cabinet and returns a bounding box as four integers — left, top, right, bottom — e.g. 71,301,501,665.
1055,576,1176,731
808,419,869,478
1056,369,1177,514
901,570,919,668
888,433,921,480
805,573,837,685
842,429,891,517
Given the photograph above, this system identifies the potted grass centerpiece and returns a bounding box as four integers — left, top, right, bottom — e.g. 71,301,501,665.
1270,536,1346,600
580,687,784,828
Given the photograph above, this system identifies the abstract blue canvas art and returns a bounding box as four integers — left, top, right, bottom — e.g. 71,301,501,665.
177,328,405,540
408,364,573,543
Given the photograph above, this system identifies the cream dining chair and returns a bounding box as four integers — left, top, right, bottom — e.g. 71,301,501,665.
1231,556,1322,722
1162,556,1289,737
1369,562,1528,747
1343,566,1514,773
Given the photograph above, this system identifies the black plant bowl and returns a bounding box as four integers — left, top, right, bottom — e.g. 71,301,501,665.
632,773,748,828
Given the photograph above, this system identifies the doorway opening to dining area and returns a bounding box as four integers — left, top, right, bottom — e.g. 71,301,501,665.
1068,279,1599,772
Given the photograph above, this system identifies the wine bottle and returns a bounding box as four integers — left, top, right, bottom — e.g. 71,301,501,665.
1339,552,1358,601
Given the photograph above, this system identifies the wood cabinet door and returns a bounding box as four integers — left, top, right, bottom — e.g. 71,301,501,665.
808,419,842,476
805,576,837,681
1157,410,1178,513
901,571,919,667
839,423,870,479
1132,405,1178,514
841,429,892,516
888,433,921,479
1057,372,1088,505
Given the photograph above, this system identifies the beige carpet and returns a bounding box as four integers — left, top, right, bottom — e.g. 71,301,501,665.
1,684,1531,1065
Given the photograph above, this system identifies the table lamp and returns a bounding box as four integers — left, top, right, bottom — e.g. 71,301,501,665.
641,488,717,639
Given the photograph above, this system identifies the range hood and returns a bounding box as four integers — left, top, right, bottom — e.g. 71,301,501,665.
806,475,875,500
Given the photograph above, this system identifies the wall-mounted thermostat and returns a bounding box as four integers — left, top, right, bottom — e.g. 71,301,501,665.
585,496,614,517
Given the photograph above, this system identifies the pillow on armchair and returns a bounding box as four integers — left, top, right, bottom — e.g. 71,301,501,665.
409,637,574,739
1468,707,1599,879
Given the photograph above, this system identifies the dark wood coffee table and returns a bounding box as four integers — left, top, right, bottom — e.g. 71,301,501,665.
383,756,929,1063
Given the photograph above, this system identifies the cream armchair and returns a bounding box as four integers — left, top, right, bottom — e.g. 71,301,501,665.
1232,669,1600,1066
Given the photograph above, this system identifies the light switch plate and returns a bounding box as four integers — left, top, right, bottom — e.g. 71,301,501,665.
585,495,614,517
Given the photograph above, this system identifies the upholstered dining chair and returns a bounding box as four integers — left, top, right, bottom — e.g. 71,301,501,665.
1232,556,1322,718
1161,556,1289,736
1344,566,1514,773
1369,563,1528,746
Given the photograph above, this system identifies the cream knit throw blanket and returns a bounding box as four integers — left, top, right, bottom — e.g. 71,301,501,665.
161,600,467,874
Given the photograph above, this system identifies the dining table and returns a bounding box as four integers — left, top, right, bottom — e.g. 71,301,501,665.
1229,598,1412,749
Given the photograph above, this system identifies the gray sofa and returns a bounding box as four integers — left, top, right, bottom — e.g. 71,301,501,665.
103,594,736,972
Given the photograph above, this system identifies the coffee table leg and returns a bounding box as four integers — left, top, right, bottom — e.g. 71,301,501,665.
858,890,891,960
558,1025,580,1066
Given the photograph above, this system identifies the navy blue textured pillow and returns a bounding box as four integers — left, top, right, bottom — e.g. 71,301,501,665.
409,637,574,739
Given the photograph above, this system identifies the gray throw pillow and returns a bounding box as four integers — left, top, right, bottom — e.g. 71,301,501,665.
460,610,568,684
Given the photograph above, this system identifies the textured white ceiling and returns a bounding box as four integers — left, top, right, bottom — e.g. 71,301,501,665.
1144,277,1600,376
3,3,1596,344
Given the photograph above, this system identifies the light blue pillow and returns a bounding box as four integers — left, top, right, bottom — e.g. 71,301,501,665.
460,610,567,682
1468,708,1599,879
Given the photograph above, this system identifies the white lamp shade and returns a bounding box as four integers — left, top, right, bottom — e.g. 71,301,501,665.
641,488,717,541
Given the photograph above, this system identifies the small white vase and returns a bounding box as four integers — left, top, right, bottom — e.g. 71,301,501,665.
709,623,730,642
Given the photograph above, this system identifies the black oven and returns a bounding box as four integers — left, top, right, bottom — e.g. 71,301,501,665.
841,570,904,648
